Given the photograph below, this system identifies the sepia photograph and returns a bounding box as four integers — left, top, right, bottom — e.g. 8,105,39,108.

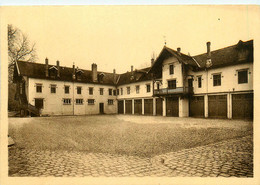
1,4,260,185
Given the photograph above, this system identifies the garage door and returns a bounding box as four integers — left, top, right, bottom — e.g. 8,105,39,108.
134,99,142,115
232,93,253,119
156,98,163,116
208,95,227,118
189,96,204,117
166,97,179,117
125,100,132,114
144,99,153,115
118,100,124,114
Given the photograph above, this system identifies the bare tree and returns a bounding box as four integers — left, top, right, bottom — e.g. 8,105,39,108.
8,24,37,82
8,24,37,111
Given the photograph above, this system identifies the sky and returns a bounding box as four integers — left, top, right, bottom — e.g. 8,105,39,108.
2,5,259,73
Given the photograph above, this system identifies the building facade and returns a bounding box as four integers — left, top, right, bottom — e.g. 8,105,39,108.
13,40,253,119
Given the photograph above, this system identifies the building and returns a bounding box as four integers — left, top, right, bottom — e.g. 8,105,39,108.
13,40,253,119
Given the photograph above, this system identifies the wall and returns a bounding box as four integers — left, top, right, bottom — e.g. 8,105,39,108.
28,78,117,115
187,63,253,94
162,57,183,89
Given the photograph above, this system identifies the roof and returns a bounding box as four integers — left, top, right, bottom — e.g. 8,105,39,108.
117,67,153,86
189,40,253,70
16,61,119,85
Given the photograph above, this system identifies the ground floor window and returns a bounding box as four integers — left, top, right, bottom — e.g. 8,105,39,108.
35,98,44,109
63,98,71,105
108,99,114,105
76,99,83,105
88,99,95,105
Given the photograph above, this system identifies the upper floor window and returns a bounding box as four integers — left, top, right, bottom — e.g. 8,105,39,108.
108,99,114,105
113,90,116,96
88,99,95,105
127,87,130,94
64,85,70,94
76,98,83,105
50,84,56,93
109,88,112,95
36,84,42,93
117,89,119,95
77,87,82,94
89,87,93,95
121,88,123,95
157,83,160,90
198,76,202,88
169,64,174,75
136,85,140,94
63,98,71,105
100,88,104,95
146,84,151,93
238,69,248,84
168,80,176,89
213,74,221,86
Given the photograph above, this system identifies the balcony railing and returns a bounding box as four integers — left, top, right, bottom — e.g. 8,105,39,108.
154,87,193,96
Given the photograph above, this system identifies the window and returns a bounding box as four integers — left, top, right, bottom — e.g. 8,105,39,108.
50,84,56,93
89,87,93,95
108,89,112,95
127,87,130,94
117,89,119,95
36,84,42,93
77,87,82,94
198,76,202,88
169,64,174,75
64,85,70,94
157,83,160,90
113,90,116,96
35,98,44,109
238,70,248,84
146,84,151,93
88,99,95,105
108,99,114,105
76,99,83,105
136,85,140,94
100,88,104,95
213,74,221,86
168,80,176,89
121,88,123,95
63,98,71,105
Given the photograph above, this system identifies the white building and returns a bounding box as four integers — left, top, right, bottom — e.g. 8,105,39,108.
13,40,253,119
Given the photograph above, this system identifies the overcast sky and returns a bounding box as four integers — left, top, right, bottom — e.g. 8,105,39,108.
2,6,259,73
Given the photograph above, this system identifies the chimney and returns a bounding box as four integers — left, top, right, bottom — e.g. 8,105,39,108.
151,58,155,66
56,60,60,77
92,63,97,82
177,47,181,55
45,58,49,77
72,63,76,80
113,69,117,84
206,42,211,58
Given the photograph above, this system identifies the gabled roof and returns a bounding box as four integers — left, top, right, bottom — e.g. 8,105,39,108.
16,61,119,85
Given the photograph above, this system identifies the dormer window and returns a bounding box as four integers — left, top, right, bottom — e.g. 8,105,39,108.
98,73,105,83
76,69,84,81
49,66,58,78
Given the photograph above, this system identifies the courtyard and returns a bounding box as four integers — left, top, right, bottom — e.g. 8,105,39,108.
8,115,253,177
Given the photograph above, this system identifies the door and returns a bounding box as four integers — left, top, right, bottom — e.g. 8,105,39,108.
99,103,104,114
134,99,142,115
144,99,153,115
35,98,44,109
232,93,253,119
156,98,163,116
118,100,124,114
166,97,179,117
189,96,204,117
208,95,227,118
125,100,132,114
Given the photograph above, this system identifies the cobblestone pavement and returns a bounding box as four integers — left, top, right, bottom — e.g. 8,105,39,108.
9,135,253,177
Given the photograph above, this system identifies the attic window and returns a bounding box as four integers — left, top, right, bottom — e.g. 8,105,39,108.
76,69,83,80
49,67,58,78
99,73,105,82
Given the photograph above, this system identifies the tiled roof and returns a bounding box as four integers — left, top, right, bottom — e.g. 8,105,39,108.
16,61,119,85
190,40,253,70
